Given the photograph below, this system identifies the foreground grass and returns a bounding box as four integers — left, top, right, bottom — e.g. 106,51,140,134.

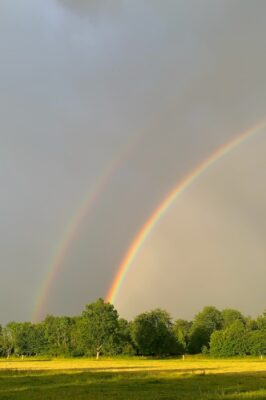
0,357,265,399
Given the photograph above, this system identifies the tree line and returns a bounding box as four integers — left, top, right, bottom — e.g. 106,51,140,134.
0,299,265,358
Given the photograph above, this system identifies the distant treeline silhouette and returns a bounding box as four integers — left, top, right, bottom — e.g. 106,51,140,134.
0,299,265,358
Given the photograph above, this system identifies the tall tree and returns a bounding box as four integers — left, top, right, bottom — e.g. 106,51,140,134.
189,306,223,353
43,315,75,356
116,318,135,355
173,319,192,354
247,330,266,356
210,320,247,357
80,298,119,358
131,309,178,356
69,316,85,357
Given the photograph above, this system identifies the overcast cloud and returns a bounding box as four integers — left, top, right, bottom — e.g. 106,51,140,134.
0,0,265,322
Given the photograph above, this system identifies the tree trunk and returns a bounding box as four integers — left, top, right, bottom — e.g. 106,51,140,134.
96,345,102,360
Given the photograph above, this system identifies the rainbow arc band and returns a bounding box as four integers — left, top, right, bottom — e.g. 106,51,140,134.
32,138,138,322
106,119,266,304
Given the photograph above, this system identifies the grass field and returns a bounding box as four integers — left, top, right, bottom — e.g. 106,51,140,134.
0,357,265,399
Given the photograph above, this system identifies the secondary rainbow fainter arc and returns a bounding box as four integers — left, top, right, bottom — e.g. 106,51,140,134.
32,138,138,323
106,119,266,304
32,167,117,323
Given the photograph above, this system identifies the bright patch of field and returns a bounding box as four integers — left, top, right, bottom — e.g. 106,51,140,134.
0,357,265,399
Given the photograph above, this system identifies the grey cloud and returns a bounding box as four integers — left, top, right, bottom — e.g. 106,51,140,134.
0,0,265,322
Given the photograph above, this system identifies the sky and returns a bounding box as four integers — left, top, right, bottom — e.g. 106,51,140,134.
0,0,265,323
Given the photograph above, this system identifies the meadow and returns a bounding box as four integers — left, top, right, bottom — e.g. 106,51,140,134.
0,357,265,400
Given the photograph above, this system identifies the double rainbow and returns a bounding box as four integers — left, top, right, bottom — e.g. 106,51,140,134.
32,118,266,321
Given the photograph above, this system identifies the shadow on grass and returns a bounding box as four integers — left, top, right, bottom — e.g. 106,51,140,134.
0,368,265,400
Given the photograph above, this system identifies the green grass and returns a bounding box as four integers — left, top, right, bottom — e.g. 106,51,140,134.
0,358,265,399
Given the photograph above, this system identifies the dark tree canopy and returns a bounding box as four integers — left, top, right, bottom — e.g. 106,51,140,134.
173,319,192,354
131,309,178,356
221,309,246,328
210,320,247,357
80,298,119,358
189,306,223,353
0,300,265,358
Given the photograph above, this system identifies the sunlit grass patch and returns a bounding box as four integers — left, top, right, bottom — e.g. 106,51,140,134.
0,358,265,399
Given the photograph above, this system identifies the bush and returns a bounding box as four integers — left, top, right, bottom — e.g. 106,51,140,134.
210,321,247,357
246,331,266,356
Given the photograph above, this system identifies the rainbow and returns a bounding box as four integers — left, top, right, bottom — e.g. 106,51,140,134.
32,139,137,322
106,119,266,303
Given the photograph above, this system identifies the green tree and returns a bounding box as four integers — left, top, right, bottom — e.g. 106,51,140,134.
80,298,119,358
1,323,15,357
0,325,4,357
246,330,266,356
31,323,47,355
189,306,223,354
69,316,85,357
3,322,21,356
245,317,258,331
116,318,135,355
2,322,47,356
43,315,75,356
15,323,36,355
173,319,192,354
222,309,246,329
210,320,247,357
257,310,266,331
131,309,178,356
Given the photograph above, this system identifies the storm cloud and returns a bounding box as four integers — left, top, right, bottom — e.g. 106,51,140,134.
0,0,265,322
